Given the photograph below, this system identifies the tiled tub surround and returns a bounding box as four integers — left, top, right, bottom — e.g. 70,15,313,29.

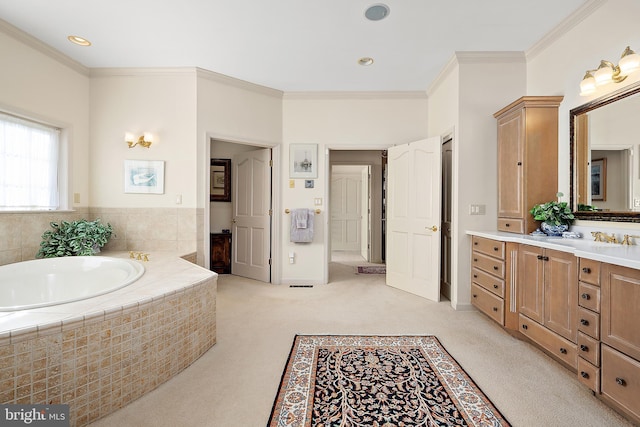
0,207,205,267
0,252,217,427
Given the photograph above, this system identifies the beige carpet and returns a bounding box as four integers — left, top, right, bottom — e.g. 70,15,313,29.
89,253,632,427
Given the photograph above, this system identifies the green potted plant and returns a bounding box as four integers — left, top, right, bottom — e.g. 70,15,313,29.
36,218,114,258
529,192,575,236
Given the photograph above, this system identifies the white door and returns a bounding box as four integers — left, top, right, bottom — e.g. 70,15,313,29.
232,148,271,282
360,166,371,261
330,171,362,252
386,137,442,301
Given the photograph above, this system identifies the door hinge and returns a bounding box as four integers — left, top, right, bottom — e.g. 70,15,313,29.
269,160,273,167
268,258,272,265
269,209,273,215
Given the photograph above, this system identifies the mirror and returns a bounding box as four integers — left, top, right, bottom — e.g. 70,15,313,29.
570,80,640,222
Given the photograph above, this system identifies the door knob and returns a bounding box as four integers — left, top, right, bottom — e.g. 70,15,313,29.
428,226,438,232
232,219,237,224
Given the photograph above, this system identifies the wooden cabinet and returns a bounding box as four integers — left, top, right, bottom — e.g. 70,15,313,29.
599,263,640,423
210,233,232,274
494,96,563,234
518,244,577,369
576,258,602,393
470,236,518,330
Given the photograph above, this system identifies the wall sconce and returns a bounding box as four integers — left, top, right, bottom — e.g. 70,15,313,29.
580,46,640,96
125,132,153,148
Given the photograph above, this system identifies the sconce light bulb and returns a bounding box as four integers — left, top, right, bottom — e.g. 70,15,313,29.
579,71,596,96
125,132,134,142
143,132,153,143
594,60,614,85
619,46,640,75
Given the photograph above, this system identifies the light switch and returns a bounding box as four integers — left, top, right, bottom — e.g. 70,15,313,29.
314,198,322,206
289,180,295,188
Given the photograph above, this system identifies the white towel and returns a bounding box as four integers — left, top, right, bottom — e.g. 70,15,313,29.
290,209,314,243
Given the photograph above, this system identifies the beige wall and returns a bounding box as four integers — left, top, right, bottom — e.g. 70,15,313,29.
282,93,428,284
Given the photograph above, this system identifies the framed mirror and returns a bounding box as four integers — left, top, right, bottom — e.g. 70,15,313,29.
570,80,640,222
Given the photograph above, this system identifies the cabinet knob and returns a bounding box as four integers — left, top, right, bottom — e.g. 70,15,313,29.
492,307,498,312
537,255,543,260
505,223,510,227
473,294,477,298
522,324,528,330
493,266,499,270
493,284,498,289
580,371,589,379
543,256,549,261
580,345,589,352
474,258,478,262
582,267,591,273
616,378,626,386
474,241,478,245
493,246,499,251
580,319,589,326
581,293,591,300
560,348,567,354
473,274,478,278
517,161,522,166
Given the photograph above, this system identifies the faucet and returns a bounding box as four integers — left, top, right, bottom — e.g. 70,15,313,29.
591,231,606,242
621,235,640,246
604,233,618,244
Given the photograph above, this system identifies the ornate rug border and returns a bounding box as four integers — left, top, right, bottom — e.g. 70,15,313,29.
268,334,511,427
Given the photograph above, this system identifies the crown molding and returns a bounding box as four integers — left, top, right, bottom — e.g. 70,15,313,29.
90,67,197,78
527,0,607,60
196,68,283,98
283,91,427,100
0,18,90,77
427,52,526,96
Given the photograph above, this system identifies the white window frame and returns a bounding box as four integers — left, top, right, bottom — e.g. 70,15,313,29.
0,111,70,212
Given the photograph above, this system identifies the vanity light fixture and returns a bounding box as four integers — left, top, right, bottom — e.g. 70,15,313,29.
125,132,153,148
580,46,640,95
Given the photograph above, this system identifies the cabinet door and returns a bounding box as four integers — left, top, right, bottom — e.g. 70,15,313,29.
601,263,640,361
519,244,544,323
497,109,524,219
544,249,578,343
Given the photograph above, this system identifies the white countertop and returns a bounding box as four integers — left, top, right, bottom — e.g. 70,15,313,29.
466,230,640,270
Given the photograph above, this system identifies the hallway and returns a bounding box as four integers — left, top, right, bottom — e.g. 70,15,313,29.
89,258,631,427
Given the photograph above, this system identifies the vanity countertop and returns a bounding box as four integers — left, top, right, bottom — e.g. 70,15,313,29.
466,230,640,270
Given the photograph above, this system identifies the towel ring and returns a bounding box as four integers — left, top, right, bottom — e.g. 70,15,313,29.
285,209,321,214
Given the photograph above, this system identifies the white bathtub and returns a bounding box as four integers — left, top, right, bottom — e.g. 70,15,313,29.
0,256,145,311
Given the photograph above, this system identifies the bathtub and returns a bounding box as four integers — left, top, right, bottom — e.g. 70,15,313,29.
0,256,145,311
0,252,217,427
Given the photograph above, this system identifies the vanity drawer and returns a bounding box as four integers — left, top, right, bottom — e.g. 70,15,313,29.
472,267,505,298
471,236,505,259
578,307,600,340
578,332,600,367
579,258,600,286
578,282,601,313
497,218,524,234
472,252,505,278
471,284,504,325
578,357,600,393
601,344,640,421
520,314,577,369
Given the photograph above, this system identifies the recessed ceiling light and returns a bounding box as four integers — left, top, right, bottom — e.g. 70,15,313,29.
67,35,91,46
358,57,374,66
364,4,390,21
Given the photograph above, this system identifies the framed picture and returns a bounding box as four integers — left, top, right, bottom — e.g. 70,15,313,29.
290,144,317,178
591,158,606,201
124,160,165,194
210,158,231,202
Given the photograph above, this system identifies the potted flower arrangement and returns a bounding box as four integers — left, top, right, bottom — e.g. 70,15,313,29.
36,218,114,258
529,193,575,236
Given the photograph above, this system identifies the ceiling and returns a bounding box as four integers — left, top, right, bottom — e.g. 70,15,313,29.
0,0,590,92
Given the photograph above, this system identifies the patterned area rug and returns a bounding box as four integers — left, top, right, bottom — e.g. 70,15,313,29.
268,335,510,427
357,265,386,274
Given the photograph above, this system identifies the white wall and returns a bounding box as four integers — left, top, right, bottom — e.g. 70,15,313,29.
527,0,640,213
90,69,198,208
0,29,90,209
427,54,526,309
282,93,428,284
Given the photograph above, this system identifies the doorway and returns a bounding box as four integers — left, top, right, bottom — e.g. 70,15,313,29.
209,139,273,283
440,137,453,300
328,150,385,278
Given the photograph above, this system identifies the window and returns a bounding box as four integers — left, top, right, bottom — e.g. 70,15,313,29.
0,112,60,210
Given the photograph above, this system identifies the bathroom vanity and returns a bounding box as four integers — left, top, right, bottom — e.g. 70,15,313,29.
467,230,640,425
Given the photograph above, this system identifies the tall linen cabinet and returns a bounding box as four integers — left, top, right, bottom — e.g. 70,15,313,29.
494,96,564,234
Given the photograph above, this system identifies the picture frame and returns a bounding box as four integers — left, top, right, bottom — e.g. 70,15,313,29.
210,158,231,202
591,158,606,201
124,160,165,194
290,144,317,178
